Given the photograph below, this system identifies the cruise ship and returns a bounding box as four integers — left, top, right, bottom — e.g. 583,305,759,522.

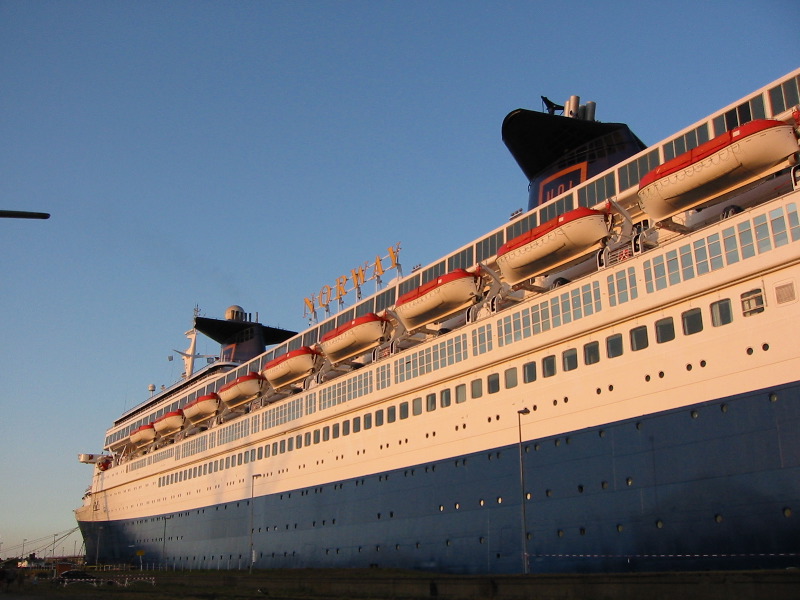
76,68,800,574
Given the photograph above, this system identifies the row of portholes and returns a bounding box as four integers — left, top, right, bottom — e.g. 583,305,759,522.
746,342,770,355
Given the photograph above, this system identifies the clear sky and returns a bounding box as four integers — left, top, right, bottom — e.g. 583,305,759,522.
1,0,797,559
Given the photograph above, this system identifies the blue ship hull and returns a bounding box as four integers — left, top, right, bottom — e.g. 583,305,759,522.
79,379,800,573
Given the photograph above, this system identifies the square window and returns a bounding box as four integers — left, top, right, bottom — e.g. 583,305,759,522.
542,355,557,378
682,308,703,335
606,334,623,358
583,341,600,365
630,326,649,351
655,317,675,343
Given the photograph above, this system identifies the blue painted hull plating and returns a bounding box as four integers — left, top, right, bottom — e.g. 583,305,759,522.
79,381,800,573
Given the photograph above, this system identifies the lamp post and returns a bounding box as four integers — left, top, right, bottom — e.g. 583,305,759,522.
249,474,263,573
161,515,172,568
517,408,531,574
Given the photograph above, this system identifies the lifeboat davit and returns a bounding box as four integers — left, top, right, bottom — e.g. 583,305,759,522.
263,346,321,389
320,313,390,364
638,119,799,221
130,423,156,447
183,392,220,424
394,269,482,331
218,372,267,408
496,207,609,285
153,410,185,436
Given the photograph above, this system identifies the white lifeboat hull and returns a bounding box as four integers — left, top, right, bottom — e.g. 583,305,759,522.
394,270,480,331
263,347,320,389
320,314,388,364
218,373,266,408
638,120,799,221
496,208,608,285
130,425,156,447
183,393,220,424
153,410,185,436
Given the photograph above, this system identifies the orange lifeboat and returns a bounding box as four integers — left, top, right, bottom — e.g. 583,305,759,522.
183,392,221,424
638,119,799,221
394,269,481,331
263,346,321,389
319,313,390,364
496,207,608,284
218,372,267,408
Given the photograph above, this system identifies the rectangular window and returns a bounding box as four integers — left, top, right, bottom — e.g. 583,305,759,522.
375,410,384,427
426,393,437,412
504,368,518,389
332,423,340,438
655,317,675,343
303,433,311,447
487,373,501,394
455,384,467,404
741,289,765,316
682,308,703,335
630,325,649,351
399,402,409,419
562,348,578,372
711,299,733,327
584,341,600,365
440,388,452,408
471,378,483,398
523,361,537,383
363,414,372,430
412,397,423,416
287,438,294,452
387,406,397,423
542,355,556,378
607,333,623,358
352,417,361,433
322,427,330,441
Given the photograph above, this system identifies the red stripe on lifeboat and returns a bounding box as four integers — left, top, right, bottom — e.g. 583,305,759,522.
319,313,389,364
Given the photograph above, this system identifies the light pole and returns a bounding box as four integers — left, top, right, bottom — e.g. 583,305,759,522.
517,408,531,574
161,515,172,568
249,474,263,573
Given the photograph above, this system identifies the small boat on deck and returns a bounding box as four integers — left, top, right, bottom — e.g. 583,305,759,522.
320,313,390,364
394,269,482,331
496,207,609,285
263,347,321,389
153,410,185,436
183,393,221,424
218,372,267,408
638,119,799,221
130,423,156,447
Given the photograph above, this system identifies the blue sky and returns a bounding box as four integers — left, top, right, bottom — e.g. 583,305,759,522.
0,0,797,559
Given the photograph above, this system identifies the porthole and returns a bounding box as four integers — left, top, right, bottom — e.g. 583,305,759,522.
700,360,707,367
438,505,444,512
596,388,602,394
720,404,728,413
601,481,609,490
763,343,770,351
496,497,503,504
691,410,699,419
552,399,558,406
479,499,485,507
557,529,564,537
599,430,606,438
577,485,584,493
525,492,531,500
714,514,723,523
770,392,779,403
454,503,460,510
645,375,651,382
545,489,553,497
626,477,633,486
534,443,541,451
608,384,614,391
579,527,586,535
655,519,664,529
616,524,624,532
658,371,665,378
686,363,693,371
479,537,486,544
746,347,754,355
636,422,642,430
783,507,792,518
